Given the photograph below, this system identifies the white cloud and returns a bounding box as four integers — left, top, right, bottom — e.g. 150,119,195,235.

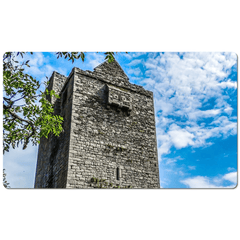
87,53,105,69
21,52,46,76
168,124,194,149
26,66,43,76
222,171,237,184
122,53,132,60
181,171,237,188
181,176,220,188
19,52,45,67
188,166,196,170
90,59,103,69
188,109,221,121
157,134,172,160
218,79,237,89
128,67,142,76
141,52,237,160
164,156,183,165
131,52,146,58
178,170,185,176
155,99,174,116
45,64,55,76
128,59,142,66
166,159,177,165
224,106,233,115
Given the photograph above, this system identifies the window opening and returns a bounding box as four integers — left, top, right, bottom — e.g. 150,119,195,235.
62,89,68,106
116,167,120,180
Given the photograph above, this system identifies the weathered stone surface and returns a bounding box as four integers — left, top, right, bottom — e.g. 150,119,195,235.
107,85,132,111
34,59,160,189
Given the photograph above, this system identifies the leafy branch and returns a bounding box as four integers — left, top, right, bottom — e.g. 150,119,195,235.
3,52,63,153
3,169,10,188
3,51,122,154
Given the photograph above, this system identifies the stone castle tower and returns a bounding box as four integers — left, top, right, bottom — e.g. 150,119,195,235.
34,59,160,188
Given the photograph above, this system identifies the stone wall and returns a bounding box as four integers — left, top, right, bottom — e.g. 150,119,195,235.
34,74,74,188
34,60,160,188
47,71,67,104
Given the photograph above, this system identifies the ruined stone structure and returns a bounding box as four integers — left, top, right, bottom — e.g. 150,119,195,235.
34,59,160,188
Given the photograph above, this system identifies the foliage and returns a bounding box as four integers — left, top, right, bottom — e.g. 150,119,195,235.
56,52,86,63
3,52,63,153
3,169,10,188
104,52,115,63
3,52,117,153
56,52,116,63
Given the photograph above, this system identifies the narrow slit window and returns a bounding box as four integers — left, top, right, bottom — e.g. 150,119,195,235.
116,167,120,180
62,89,68,106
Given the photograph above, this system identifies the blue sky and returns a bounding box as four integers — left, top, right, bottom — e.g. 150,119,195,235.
3,52,237,188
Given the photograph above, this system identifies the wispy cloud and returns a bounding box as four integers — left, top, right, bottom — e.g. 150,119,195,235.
227,167,235,172
136,52,237,161
188,166,196,170
128,67,142,76
165,156,183,165
181,171,237,188
87,52,105,69
168,124,195,149
127,59,142,66
222,171,237,184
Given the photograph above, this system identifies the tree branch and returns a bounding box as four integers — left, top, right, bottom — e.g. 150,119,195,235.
3,103,36,149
